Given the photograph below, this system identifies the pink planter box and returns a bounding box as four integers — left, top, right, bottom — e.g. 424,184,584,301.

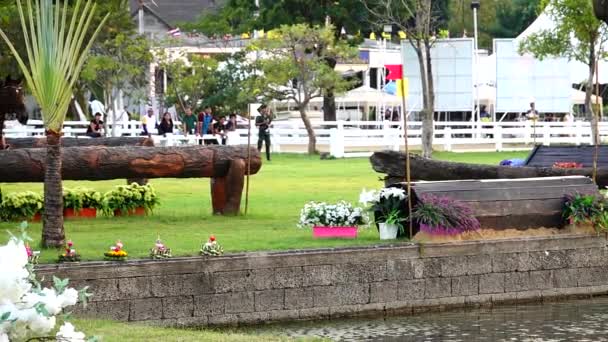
312,226,358,239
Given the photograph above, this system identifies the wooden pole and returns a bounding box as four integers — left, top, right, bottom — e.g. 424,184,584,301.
400,79,413,239
245,108,252,215
593,60,600,183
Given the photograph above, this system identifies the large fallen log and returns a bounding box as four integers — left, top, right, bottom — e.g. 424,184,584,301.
6,136,154,149
0,145,262,215
370,150,608,187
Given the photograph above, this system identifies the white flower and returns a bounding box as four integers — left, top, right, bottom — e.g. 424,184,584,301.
56,322,86,342
58,288,79,308
0,332,8,342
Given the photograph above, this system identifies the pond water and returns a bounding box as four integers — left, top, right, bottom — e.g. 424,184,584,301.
250,297,608,341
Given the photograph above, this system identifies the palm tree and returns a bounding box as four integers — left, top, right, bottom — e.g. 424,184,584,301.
0,0,108,247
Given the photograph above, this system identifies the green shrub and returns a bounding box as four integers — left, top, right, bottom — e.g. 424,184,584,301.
102,183,160,215
0,191,43,221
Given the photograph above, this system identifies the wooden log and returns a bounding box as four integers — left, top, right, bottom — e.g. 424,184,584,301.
6,137,154,149
370,150,608,187
0,145,262,215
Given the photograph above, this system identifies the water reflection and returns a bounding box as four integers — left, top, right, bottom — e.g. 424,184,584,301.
252,297,608,341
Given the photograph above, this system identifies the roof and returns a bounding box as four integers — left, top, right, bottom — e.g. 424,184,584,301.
129,0,222,27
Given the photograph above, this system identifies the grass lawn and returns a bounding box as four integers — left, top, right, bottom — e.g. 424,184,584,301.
0,151,529,263
71,319,322,341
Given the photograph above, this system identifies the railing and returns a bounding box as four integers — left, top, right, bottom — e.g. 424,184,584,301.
4,119,607,157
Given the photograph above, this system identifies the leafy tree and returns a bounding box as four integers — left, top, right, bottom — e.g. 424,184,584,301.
249,24,355,154
490,0,541,39
0,0,108,247
205,52,256,116
519,0,608,144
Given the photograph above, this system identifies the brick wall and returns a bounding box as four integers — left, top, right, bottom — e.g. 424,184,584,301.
36,235,608,327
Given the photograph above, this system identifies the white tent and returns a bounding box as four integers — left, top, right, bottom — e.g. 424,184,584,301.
572,88,604,106
334,85,402,105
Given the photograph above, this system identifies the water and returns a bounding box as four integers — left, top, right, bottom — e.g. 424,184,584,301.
251,297,608,341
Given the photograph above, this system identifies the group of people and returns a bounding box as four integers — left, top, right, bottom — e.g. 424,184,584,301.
179,106,238,145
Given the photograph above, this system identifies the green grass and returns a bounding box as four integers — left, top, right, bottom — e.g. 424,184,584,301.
71,319,321,341
0,151,530,263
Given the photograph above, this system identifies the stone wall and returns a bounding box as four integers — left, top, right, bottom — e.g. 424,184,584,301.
36,235,608,327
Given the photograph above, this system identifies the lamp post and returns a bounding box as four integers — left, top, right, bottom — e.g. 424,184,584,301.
471,1,480,136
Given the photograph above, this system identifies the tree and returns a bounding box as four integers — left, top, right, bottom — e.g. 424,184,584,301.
362,0,446,158
205,52,257,116
519,0,608,144
249,24,355,154
489,0,541,39
0,0,108,247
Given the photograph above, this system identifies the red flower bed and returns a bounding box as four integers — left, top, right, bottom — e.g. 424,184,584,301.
553,162,583,169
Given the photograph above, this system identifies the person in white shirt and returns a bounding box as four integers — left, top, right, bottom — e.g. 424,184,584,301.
141,108,157,136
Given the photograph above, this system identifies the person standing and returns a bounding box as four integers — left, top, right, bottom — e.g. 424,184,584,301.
158,112,174,136
182,107,197,135
141,108,157,136
86,112,104,138
526,101,539,120
198,106,213,136
256,104,272,161
213,116,228,145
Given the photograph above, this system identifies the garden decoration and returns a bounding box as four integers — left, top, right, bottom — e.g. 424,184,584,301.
150,236,172,259
104,240,128,261
63,188,102,218
360,188,407,240
0,145,262,215
562,193,608,234
298,201,367,238
0,223,91,340
553,162,583,169
371,150,608,187
412,194,481,236
25,242,40,264
103,183,159,216
201,235,224,256
0,191,43,222
58,240,81,263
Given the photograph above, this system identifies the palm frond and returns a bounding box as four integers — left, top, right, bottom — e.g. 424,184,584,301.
0,0,109,133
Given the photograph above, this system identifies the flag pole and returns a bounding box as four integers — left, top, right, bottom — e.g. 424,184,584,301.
245,107,252,215
400,78,413,239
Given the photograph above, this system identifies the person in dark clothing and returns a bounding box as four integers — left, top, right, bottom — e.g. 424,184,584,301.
158,112,174,136
255,104,272,161
86,112,103,138
213,116,228,145
225,113,237,131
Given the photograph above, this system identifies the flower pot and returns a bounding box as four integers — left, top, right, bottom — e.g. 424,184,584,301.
379,222,399,240
64,208,97,219
31,213,41,222
114,207,146,217
312,226,358,239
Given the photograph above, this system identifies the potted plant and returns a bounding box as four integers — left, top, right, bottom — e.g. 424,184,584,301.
103,183,159,217
360,187,407,240
298,201,366,238
0,191,44,222
563,193,604,230
104,240,128,261
411,194,480,236
200,235,224,256
150,236,172,259
63,188,102,219
58,240,81,263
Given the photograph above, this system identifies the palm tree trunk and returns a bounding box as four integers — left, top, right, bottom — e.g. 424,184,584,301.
42,131,65,247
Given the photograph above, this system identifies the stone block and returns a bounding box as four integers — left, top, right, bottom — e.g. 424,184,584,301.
529,270,553,290
206,314,238,326
515,290,542,303
254,289,284,311
71,301,97,317
397,279,425,300
551,268,579,289
529,250,569,270
466,255,493,275
370,281,398,303
94,300,129,321
577,266,608,286
387,259,414,280
491,253,520,273
302,265,333,286
479,273,505,294
515,253,533,272
274,267,303,288
235,312,269,325
412,258,442,278
464,294,493,306
331,263,387,284
268,309,300,322
425,277,451,299
329,303,385,318
129,298,163,321
451,275,479,296
118,277,153,299
193,294,225,316
284,288,314,309
87,278,120,302
504,272,530,292
440,256,468,277
567,248,605,268
490,292,519,304
162,296,194,319
176,316,207,327
224,292,254,314
384,301,413,315
213,271,253,293
312,284,369,307
299,307,330,320
251,269,275,291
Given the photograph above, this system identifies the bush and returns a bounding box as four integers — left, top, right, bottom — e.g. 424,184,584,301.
563,193,605,226
411,194,480,235
298,201,367,228
0,191,43,221
63,187,103,211
102,183,160,215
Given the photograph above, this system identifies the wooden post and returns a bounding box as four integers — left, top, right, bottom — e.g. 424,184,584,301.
400,79,413,239
245,110,252,215
593,60,600,183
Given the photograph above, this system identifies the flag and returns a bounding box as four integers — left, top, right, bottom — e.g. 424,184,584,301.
396,79,409,98
385,64,403,80
168,27,181,37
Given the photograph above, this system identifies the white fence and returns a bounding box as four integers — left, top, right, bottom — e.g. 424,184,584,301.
5,119,608,157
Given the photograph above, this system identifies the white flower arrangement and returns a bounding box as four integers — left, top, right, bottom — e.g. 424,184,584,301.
359,187,408,229
298,201,367,228
0,223,90,341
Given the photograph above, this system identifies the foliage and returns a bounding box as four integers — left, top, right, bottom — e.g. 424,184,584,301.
562,192,604,225
200,235,223,256
359,187,407,233
298,201,366,228
102,183,160,215
0,223,90,340
204,52,257,116
150,237,171,259
63,188,103,211
411,194,480,235
0,191,43,221
58,239,81,263
249,24,356,153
